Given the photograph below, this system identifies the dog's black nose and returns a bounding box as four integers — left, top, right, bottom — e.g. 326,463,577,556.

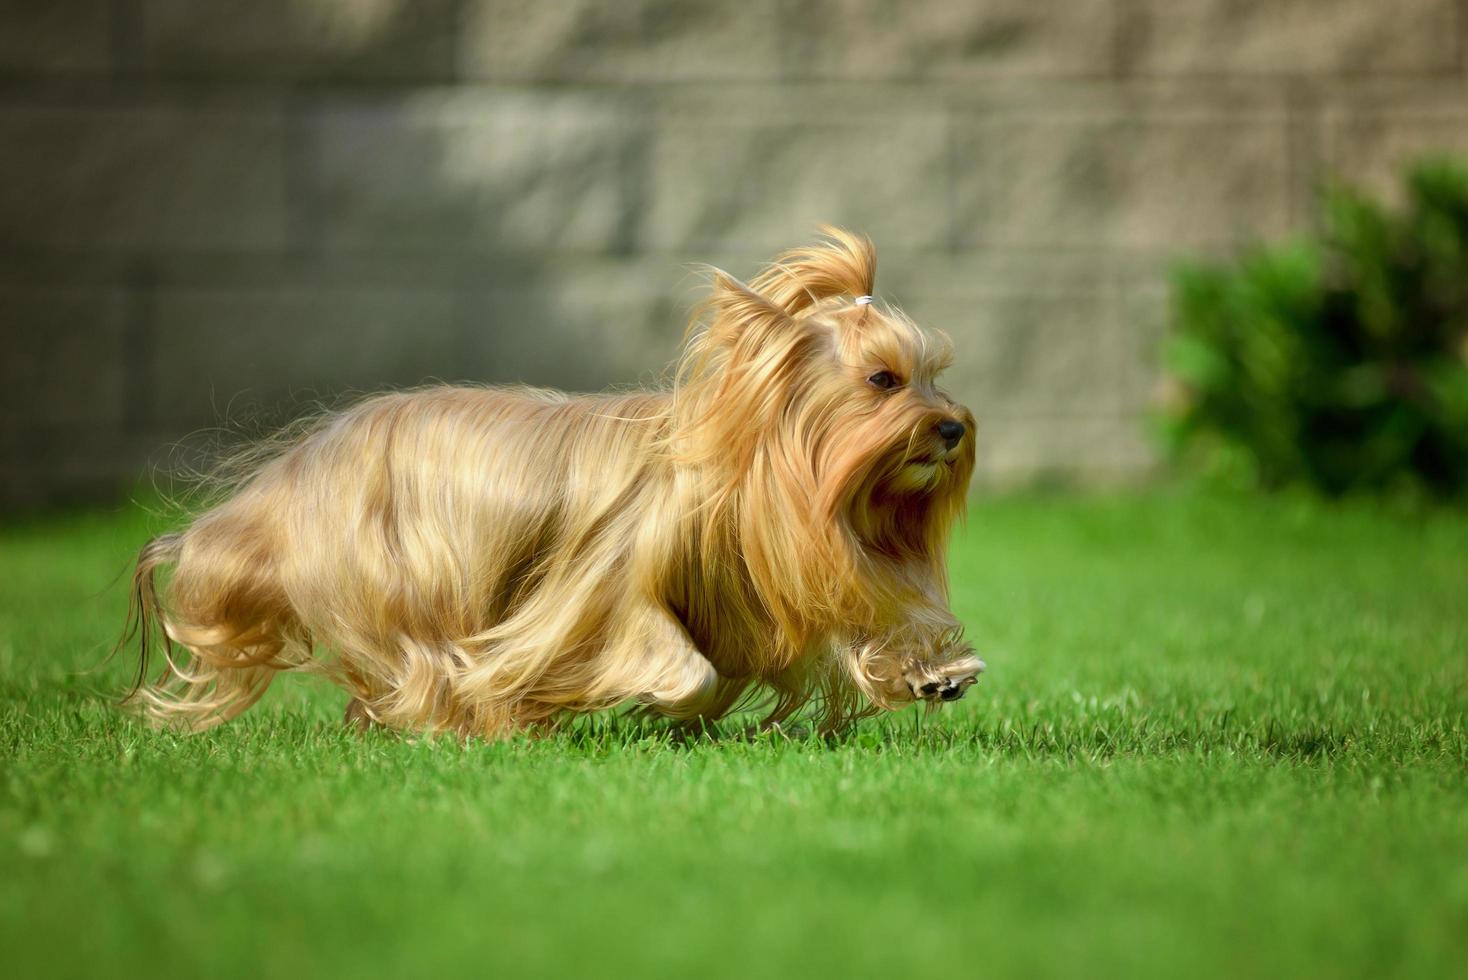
936,419,965,449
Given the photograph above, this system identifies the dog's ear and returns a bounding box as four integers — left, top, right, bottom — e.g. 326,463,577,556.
701,270,795,348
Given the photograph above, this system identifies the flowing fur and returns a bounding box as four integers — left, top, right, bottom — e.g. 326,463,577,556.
122,229,982,738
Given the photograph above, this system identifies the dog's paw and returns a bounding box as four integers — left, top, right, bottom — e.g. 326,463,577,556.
904,654,985,704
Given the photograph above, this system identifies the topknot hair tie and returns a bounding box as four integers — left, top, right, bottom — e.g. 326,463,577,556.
854,295,874,306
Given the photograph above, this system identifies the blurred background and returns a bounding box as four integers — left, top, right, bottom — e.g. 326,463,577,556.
4,0,1468,511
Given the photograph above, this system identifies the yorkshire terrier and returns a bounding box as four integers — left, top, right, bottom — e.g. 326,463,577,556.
122,229,984,737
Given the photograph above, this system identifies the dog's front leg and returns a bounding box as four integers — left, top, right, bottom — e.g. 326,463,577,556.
900,635,986,704
845,622,985,708
898,617,985,704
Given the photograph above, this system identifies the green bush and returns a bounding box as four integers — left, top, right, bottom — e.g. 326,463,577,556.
1161,157,1468,499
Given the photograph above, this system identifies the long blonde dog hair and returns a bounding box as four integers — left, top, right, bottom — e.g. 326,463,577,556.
122,229,981,737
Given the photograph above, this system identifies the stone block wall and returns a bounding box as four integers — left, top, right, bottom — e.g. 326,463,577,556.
3,0,1466,508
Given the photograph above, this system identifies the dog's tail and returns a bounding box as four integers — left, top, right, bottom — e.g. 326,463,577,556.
118,528,284,731
117,532,183,704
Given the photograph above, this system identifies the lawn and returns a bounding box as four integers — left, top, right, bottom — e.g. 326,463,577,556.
1,491,1465,979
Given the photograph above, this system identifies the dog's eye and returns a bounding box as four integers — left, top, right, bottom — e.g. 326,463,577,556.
867,370,899,391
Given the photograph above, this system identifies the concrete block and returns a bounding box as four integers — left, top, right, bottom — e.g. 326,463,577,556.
1116,265,1173,415
460,0,781,81
961,292,1128,421
975,415,1156,484
0,105,289,252
0,427,163,510
644,106,950,251
952,110,1294,249
0,286,131,428
886,255,1130,421
1322,102,1468,202
0,0,112,75
310,94,640,253
781,0,1116,79
148,285,462,426
1119,0,1458,76
465,258,685,392
137,0,456,81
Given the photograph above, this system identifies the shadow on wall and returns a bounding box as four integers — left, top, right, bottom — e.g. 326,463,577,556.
117,1,461,83
129,88,681,503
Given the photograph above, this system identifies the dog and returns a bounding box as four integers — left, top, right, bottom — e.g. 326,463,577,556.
122,228,984,737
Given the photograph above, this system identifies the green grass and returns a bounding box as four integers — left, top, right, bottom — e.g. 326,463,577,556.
2,491,1465,979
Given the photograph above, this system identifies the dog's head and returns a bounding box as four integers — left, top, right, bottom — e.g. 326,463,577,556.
677,228,974,572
